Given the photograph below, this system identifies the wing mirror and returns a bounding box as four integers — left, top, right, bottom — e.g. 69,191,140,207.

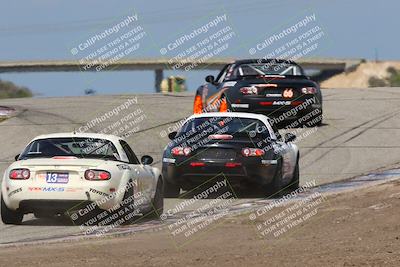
168,131,177,140
14,154,20,161
205,75,215,83
141,155,153,165
284,133,296,143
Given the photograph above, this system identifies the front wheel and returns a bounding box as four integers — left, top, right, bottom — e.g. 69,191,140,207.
1,196,23,224
288,160,300,190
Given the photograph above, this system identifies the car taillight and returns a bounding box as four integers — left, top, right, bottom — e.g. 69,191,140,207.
193,95,203,114
225,162,242,168
171,146,191,156
301,87,317,94
190,162,205,167
9,169,30,179
85,170,111,180
241,148,265,157
240,86,258,95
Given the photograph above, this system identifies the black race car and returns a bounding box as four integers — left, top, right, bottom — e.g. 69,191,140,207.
193,59,323,127
162,112,300,198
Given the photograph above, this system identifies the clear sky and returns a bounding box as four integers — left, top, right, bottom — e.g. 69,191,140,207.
0,0,397,97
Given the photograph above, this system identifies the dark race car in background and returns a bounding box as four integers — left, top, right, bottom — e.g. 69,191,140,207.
162,112,300,198
193,59,323,127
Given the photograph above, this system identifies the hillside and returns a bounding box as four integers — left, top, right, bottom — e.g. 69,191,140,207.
0,79,32,99
321,61,400,88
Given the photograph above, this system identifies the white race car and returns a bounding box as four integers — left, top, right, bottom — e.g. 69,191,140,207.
1,133,164,225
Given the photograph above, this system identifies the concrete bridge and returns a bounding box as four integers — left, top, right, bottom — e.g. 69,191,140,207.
0,58,361,92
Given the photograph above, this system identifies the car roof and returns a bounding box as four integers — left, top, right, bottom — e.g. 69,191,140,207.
233,58,300,66
189,112,270,121
185,112,277,140
31,132,123,144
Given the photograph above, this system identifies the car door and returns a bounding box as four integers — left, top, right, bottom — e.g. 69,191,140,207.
120,140,154,200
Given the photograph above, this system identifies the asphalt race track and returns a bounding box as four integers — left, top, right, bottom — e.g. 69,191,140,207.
0,87,399,244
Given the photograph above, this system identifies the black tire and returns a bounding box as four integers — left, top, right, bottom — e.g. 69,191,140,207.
119,182,136,224
1,195,23,224
267,160,284,197
288,160,300,191
148,178,164,219
164,178,180,198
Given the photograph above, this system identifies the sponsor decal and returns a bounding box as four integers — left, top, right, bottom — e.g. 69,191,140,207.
28,187,42,191
43,187,65,192
261,159,278,165
273,101,291,105
8,188,22,197
28,187,65,192
221,81,237,87
117,164,132,170
231,103,249,108
89,188,109,197
265,93,282,97
163,158,176,163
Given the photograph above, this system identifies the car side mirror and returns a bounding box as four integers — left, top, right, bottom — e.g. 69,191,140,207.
205,75,215,83
168,131,177,140
14,154,20,161
141,155,153,165
284,133,296,143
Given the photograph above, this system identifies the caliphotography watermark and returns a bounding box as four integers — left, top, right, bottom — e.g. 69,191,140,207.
159,12,236,71
248,13,324,60
248,180,327,239
161,174,237,247
66,180,152,237
70,12,146,72
78,96,146,139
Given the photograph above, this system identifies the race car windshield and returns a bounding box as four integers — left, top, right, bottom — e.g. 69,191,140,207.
178,117,270,138
229,63,302,79
19,138,120,160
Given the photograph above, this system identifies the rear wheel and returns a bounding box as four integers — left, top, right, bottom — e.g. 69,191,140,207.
1,196,23,224
164,178,180,198
267,160,284,197
120,182,136,224
148,178,164,219
288,159,300,191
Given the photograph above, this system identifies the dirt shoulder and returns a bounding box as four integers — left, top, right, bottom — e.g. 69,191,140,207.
1,180,400,267
321,61,400,88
